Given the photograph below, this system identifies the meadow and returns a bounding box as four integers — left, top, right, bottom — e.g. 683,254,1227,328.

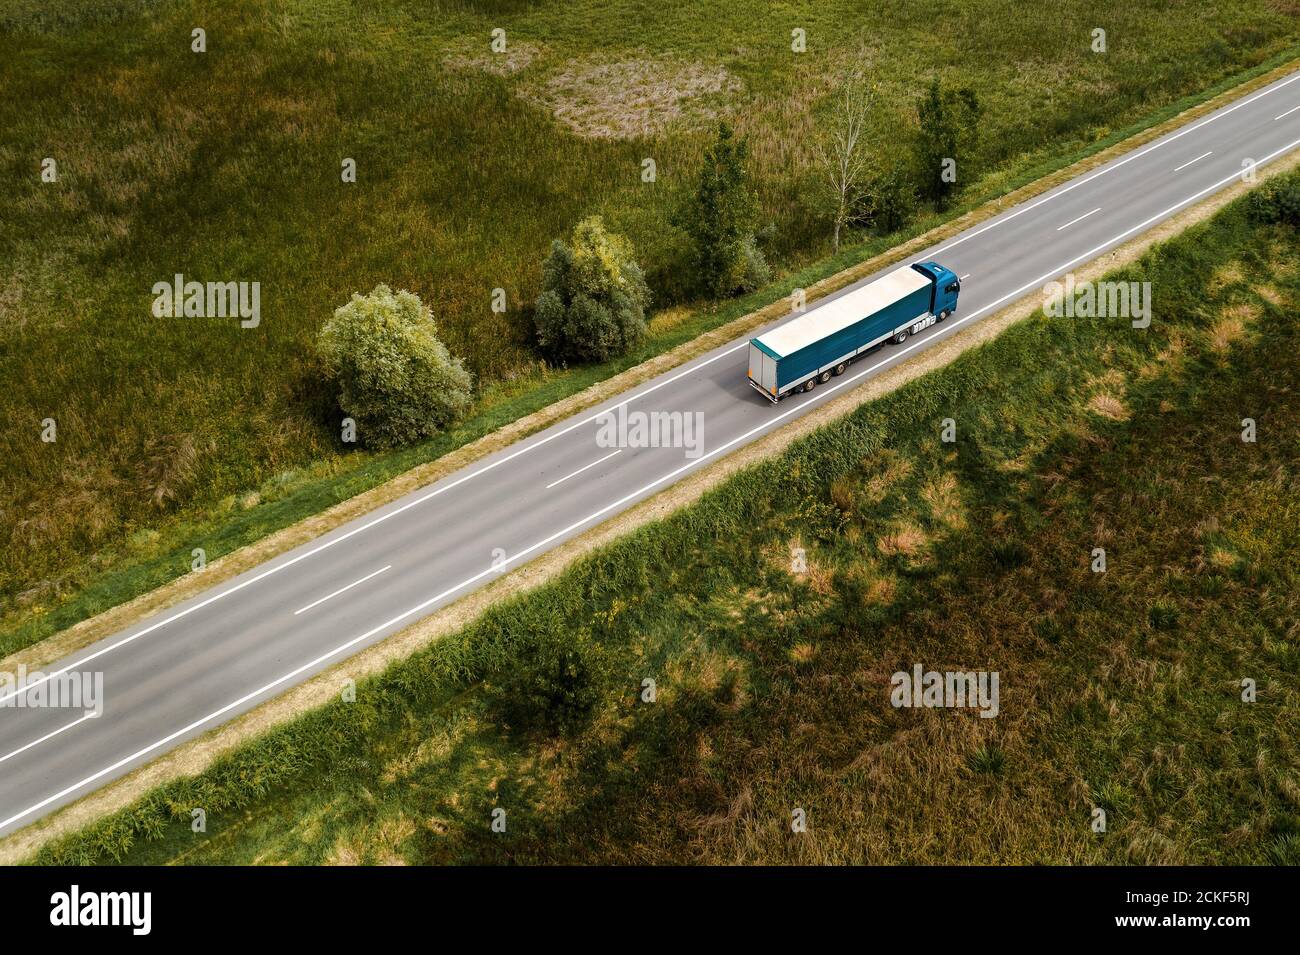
3,0,1299,647
33,171,1300,865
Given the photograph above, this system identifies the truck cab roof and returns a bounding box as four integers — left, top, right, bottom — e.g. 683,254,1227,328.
911,261,956,285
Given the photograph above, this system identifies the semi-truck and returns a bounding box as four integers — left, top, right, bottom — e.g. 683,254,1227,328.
747,261,961,402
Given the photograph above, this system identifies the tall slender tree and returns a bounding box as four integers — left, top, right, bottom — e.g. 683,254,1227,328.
816,67,877,253
678,122,767,297
914,77,981,209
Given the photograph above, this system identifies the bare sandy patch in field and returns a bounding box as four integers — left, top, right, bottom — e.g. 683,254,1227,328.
524,55,741,139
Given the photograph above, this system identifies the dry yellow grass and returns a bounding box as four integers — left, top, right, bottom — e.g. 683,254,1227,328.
1209,317,1248,353
523,54,740,139
780,536,834,594
866,576,897,605
1088,393,1130,421
1207,261,1246,294
861,453,914,504
877,521,929,557
789,642,817,665
921,472,967,530
1254,284,1283,305
1209,302,1261,353
805,560,835,596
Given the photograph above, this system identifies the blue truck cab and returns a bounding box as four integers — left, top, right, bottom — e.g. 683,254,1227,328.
911,261,961,318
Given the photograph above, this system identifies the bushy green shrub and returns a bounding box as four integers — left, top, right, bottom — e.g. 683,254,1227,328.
737,233,771,293
317,284,473,449
534,216,650,364
861,157,919,234
488,629,608,737
1247,175,1300,227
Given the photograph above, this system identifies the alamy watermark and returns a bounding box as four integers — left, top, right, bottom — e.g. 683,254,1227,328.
152,273,261,328
890,664,999,718
1043,272,1151,328
50,885,150,935
0,666,103,715
595,405,704,459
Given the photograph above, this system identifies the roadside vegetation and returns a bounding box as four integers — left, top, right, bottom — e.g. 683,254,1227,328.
33,172,1300,866
676,122,770,297
318,285,472,449
3,0,1299,651
534,216,650,364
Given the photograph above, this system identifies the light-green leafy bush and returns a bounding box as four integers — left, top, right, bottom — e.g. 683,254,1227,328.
318,285,473,449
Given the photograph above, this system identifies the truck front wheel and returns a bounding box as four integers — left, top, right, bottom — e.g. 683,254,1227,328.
938,309,951,322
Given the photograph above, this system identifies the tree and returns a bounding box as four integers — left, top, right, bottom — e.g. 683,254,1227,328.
860,155,918,234
533,215,650,364
815,68,920,243
317,284,473,449
816,68,877,253
678,122,770,297
914,77,981,209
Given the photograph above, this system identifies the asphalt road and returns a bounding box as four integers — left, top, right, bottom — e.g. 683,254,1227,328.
4,69,1300,837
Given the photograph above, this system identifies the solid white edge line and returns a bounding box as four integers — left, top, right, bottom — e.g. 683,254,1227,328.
8,69,1299,706
0,340,749,705
545,449,623,490
8,134,1299,835
1275,104,1300,120
1056,207,1102,231
0,710,98,767
292,565,392,616
1173,150,1213,172
929,70,1300,257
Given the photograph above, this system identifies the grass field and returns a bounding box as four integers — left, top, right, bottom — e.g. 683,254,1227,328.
33,171,1300,866
3,0,1299,647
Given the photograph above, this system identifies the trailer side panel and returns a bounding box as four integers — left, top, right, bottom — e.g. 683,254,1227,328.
775,283,931,389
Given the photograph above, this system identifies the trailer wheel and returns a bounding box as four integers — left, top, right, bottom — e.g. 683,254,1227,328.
818,370,832,384
892,329,908,344
802,378,816,393
833,362,847,376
